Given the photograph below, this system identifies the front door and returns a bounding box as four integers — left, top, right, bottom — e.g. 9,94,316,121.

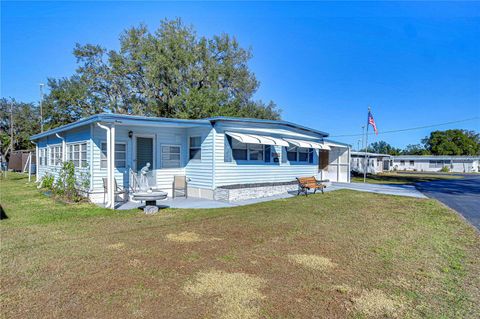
135,136,154,171
318,150,329,180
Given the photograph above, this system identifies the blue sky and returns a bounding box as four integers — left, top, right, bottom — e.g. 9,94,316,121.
2,1,479,148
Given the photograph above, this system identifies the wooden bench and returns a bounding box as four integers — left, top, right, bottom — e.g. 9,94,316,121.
296,176,327,196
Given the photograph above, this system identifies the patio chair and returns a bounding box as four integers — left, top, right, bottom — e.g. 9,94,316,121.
102,177,128,205
172,175,188,199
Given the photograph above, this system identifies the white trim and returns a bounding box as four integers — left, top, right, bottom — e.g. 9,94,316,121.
286,146,311,163
230,139,266,162
100,140,127,169
48,143,63,167
66,140,89,168
160,144,182,169
188,135,202,161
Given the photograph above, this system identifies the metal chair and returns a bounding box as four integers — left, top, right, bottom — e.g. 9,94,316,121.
172,175,188,198
102,177,128,204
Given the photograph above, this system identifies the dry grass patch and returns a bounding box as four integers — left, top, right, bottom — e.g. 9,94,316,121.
353,289,403,318
165,231,221,243
288,254,336,271
184,270,266,319
332,284,353,294
106,242,125,250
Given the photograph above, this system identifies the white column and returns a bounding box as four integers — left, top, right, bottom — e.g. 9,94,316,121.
347,147,351,183
109,125,116,209
35,143,39,182
97,123,111,208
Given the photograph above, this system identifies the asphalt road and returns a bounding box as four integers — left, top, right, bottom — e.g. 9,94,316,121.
415,174,480,230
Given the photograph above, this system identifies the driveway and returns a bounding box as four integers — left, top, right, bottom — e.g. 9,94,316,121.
331,182,427,198
415,174,480,230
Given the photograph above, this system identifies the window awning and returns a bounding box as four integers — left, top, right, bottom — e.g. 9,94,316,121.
225,131,290,147
284,138,330,150
323,141,347,149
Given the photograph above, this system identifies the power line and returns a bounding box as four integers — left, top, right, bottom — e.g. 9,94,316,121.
329,117,480,138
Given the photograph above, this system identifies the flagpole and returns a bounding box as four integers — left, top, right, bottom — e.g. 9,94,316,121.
363,107,370,183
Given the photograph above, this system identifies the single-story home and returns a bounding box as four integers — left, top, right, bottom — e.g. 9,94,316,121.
391,155,480,173
350,151,392,174
30,114,351,208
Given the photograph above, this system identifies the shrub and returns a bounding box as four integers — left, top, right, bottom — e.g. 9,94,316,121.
55,161,81,202
440,166,450,173
42,173,55,190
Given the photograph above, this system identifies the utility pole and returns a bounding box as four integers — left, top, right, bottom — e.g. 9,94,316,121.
10,100,14,153
360,125,365,175
39,83,44,132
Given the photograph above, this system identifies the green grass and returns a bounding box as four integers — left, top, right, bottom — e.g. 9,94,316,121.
1,173,479,318
351,172,463,184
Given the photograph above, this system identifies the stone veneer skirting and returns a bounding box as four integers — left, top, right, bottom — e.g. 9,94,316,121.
214,181,298,202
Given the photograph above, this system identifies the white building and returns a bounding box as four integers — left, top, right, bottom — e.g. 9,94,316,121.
391,155,480,173
350,151,392,174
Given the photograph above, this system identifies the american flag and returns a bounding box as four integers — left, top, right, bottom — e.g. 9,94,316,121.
368,110,378,135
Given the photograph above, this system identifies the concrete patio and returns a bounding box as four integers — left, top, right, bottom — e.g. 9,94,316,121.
109,181,426,210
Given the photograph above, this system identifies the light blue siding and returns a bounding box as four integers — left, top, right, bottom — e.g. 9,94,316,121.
90,124,214,196
212,122,321,187
185,126,214,190
35,125,92,185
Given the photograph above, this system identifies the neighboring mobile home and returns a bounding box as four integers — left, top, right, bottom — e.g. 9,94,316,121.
391,155,480,173
30,114,350,207
350,151,392,175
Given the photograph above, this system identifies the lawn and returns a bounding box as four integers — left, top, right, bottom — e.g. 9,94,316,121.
1,173,479,318
351,172,463,184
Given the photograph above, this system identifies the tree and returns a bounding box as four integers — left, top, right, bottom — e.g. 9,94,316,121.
43,76,103,129
364,141,401,155
65,18,281,120
402,144,430,155
422,130,480,155
0,98,40,158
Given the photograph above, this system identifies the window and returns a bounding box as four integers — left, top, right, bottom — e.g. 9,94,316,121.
286,146,310,162
39,148,47,166
232,139,247,160
429,160,451,169
161,145,181,168
189,136,201,160
67,142,88,167
249,144,264,161
287,146,297,161
400,160,405,166
101,143,126,169
49,145,62,166
409,160,414,166
231,140,265,161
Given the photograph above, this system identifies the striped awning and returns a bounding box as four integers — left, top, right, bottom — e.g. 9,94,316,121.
225,132,289,147
284,138,331,150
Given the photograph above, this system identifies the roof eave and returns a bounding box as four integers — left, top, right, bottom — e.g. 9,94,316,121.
207,117,329,137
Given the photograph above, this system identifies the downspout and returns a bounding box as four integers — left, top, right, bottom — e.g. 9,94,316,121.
32,141,38,182
55,133,66,162
211,123,216,192
97,123,112,208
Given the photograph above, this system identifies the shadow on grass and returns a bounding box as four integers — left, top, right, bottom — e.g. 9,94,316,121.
1,205,8,220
